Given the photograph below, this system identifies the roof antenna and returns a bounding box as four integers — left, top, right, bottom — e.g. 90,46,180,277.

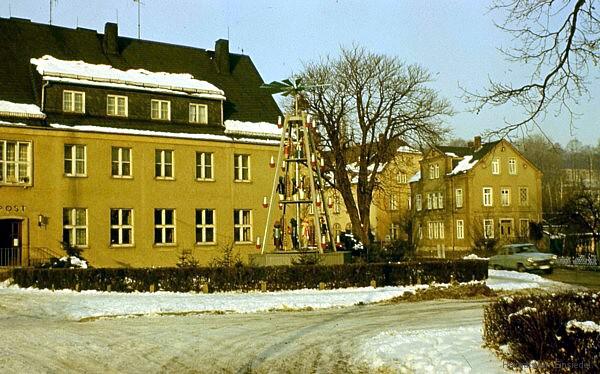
133,0,142,39
49,0,57,25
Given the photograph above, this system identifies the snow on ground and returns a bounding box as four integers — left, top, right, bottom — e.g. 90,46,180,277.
0,282,428,321
486,269,572,291
357,326,506,374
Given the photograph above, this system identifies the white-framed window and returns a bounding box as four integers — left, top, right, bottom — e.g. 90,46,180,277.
195,152,213,180
64,144,86,177
492,158,500,175
390,223,401,240
234,154,250,182
234,209,252,243
456,220,464,239
155,149,174,179
439,222,445,239
0,140,31,184
428,221,433,239
415,194,422,211
427,193,432,210
417,224,423,240
429,165,435,179
437,192,444,209
483,219,494,239
151,99,171,120
483,187,493,207
154,208,176,245
519,219,530,238
397,172,407,184
107,95,128,117
501,187,511,206
519,187,529,206
111,147,132,178
455,188,463,208
390,194,398,210
63,90,85,113
432,192,438,210
63,208,87,247
434,164,440,178
428,221,444,239
189,103,208,124
508,158,517,175
195,209,216,244
110,208,133,246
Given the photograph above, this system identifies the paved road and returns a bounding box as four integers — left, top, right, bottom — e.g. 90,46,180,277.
0,299,505,373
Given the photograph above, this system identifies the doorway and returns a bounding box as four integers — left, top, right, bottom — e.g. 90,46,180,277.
499,219,513,240
0,219,22,266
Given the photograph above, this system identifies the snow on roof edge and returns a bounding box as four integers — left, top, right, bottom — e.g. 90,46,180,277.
47,123,279,146
31,55,225,97
224,120,281,139
0,100,45,119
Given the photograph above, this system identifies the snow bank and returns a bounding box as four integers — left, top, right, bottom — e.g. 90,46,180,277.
357,326,505,373
463,254,489,260
566,320,600,334
31,55,225,98
0,283,428,321
0,100,45,118
408,170,421,183
486,269,570,291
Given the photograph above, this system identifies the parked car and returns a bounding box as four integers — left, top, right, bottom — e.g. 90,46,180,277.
489,243,557,274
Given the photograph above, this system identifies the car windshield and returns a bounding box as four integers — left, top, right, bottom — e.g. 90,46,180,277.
515,245,537,253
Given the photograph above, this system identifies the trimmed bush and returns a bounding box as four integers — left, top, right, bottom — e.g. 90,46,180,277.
484,292,600,373
11,260,487,293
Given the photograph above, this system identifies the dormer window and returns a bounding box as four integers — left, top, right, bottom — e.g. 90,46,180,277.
189,103,208,124
107,95,128,117
63,90,85,113
151,99,171,121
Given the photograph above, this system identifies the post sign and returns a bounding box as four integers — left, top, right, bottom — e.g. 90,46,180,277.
0,205,27,213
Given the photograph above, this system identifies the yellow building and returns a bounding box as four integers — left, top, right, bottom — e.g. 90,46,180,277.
327,146,421,244
0,18,281,267
410,137,543,257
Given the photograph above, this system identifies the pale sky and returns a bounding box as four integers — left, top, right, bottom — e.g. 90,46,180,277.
2,0,598,147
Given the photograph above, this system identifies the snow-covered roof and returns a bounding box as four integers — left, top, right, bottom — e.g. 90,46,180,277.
0,100,45,119
445,152,458,157
224,120,281,139
408,171,421,183
47,123,279,146
31,55,226,99
448,155,478,176
397,145,420,154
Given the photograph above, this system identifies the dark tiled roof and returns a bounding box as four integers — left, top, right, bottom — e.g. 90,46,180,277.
0,17,281,124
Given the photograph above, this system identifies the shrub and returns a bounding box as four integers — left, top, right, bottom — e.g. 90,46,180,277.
11,260,488,293
484,292,600,372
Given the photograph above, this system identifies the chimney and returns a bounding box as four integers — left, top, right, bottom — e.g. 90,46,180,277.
103,22,119,55
215,39,230,74
474,136,482,149
467,141,474,148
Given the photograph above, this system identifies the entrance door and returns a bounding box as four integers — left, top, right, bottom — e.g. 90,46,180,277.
0,219,22,266
499,219,513,240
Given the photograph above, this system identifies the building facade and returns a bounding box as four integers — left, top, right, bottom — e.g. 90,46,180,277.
327,146,421,243
0,18,281,267
410,137,543,256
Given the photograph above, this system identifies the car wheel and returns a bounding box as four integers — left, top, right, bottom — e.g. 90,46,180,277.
517,264,526,272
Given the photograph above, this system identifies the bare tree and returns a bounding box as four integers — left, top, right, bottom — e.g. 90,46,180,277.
560,191,600,257
465,0,599,135
301,46,452,245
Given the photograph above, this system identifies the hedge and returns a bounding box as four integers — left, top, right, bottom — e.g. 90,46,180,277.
484,292,600,373
11,260,488,293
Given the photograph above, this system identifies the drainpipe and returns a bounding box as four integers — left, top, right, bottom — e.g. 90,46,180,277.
40,81,50,112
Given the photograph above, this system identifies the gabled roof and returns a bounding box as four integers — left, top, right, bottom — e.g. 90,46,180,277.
0,17,281,123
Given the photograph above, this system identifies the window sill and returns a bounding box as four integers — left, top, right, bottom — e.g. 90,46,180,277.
234,241,253,245
110,244,135,249
112,175,133,179
153,244,177,249
155,177,175,181
64,174,88,178
196,178,215,182
234,180,252,183
195,242,217,247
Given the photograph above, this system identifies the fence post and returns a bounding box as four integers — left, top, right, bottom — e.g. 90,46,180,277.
260,281,267,292
370,279,377,288
201,284,209,294
319,282,325,290
149,284,155,293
